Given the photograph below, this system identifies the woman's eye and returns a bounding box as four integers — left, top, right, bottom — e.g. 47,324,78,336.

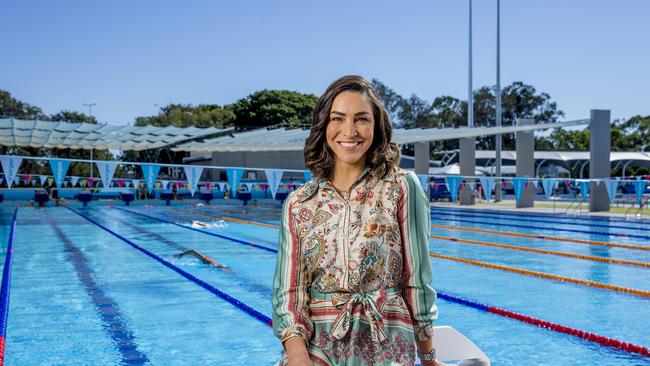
355,118,370,123
331,116,343,122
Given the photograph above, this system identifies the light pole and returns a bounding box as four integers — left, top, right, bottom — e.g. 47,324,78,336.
495,0,503,201
82,103,96,179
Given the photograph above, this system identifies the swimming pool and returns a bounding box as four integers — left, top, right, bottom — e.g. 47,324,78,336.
1,200,648,365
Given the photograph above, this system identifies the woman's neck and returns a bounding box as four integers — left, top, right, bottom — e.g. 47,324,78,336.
330,160,366,191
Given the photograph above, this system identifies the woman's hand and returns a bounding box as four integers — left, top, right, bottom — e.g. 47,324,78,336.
287,353,312,366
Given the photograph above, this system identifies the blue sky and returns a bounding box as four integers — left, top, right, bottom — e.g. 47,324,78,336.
2,0,648,125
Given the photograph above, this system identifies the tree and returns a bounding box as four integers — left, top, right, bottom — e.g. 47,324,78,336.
0,89,47,120
50,110,97,124
135,103,235,128
231,90,318,129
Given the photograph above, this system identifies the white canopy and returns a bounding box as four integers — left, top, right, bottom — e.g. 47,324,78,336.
472,150,650,162
172,119,590,152
0,118,233,151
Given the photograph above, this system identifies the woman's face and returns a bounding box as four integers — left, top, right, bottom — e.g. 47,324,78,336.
326,91,375,168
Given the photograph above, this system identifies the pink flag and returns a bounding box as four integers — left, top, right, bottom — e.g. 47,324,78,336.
260,183,268,191
502,181,507,189
434,183,440,190
176,181,183,189
205,182,211,190
25,175,31,184
88,177,95,187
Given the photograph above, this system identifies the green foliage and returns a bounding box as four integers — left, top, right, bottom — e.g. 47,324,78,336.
231,90,318,129
135,103,235,128
0,89,47,120
50,110,97,124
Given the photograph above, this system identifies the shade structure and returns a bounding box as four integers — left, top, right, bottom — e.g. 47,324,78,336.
172,119,590,152
0,118,233,151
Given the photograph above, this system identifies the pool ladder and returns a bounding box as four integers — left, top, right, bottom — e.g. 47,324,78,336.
565,196,587,215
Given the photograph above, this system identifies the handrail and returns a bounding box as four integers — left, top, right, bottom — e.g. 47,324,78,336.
0,208,18,366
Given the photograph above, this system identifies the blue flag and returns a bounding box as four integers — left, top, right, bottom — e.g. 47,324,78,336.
226,168,245,198
541,178,558,200
634,179,646,205
141,164,161,193
417,174,429,193
49,159,71,189
513,177,527,203
479,177,495,201
0,155,23,189
603,179,619,203
303,171,313,183
577,180,590,202
445,176,462,203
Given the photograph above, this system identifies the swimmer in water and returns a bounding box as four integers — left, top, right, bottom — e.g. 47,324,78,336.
192,220,208,227
174,249,230,271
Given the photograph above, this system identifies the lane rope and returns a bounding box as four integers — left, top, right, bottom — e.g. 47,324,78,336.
431,215,650,241
429,234,650,268
437,291,650,357
430,208,650,232
102,206,650,357
428,253,650,298
0,208,18,366
431,223,650,251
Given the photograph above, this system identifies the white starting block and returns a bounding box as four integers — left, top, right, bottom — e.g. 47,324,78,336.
274,325,490,365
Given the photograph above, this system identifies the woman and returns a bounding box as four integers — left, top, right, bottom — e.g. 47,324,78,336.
273,75,441,366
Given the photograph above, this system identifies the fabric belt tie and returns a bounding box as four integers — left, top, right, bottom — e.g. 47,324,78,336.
311,287,401,343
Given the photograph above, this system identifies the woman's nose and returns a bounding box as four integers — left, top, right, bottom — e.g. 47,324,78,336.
342,119,357,138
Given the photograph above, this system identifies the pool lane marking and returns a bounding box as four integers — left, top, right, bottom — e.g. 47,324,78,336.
431,215,650,241
113,207,277,253
429,235,650,268
0,208,17,365
431,205,650,227
161,211,650,298
66,207,273,327
82,207,650,357
102,207,650,356
428,253,650,298
430,208,650,232
46,215,150,365
431,223,649,251
175,208,650,268
436,290,650,357
170,207,279,229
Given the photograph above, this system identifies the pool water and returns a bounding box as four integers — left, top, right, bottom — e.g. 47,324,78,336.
1,201,649,365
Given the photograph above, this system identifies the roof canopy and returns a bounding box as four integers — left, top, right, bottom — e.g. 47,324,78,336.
472,150,650,162
0,118,233,151
172,119,590,152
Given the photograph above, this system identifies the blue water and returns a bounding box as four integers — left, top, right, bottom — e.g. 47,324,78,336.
2,200,649,365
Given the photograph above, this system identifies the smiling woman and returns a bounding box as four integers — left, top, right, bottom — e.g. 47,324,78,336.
272,75,444,366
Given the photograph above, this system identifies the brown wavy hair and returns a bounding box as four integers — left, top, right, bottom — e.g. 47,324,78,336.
304,75,401,180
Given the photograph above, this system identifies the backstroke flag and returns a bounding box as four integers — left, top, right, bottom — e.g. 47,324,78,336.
184,166,204,197
445,176,462,203
417,174,429,193
96,161,119,189
634,179,646,205
49,159,71,189
479,177,495,201
226,168,244,198
541,178,559,200
70,176,80,187
303,171,313,183
264,169,284,199
577,179,590,202
141,164,161,193
603,179,619,203
0,155,23,188
513,177,527,203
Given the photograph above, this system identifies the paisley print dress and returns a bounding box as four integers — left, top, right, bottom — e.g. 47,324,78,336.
272,168,437,366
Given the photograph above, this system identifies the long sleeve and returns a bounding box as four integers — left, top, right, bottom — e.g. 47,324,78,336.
398,171,438,341
272,193,314,344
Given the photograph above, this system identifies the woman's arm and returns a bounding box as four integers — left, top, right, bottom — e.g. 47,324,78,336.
272,193,314,363
398,172,439,349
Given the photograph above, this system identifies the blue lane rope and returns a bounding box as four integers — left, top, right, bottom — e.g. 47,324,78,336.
431,205,650,227
430,213,650,241
66,207,272,327
113,206,278,253
431,207,650,232
0,208,18,363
